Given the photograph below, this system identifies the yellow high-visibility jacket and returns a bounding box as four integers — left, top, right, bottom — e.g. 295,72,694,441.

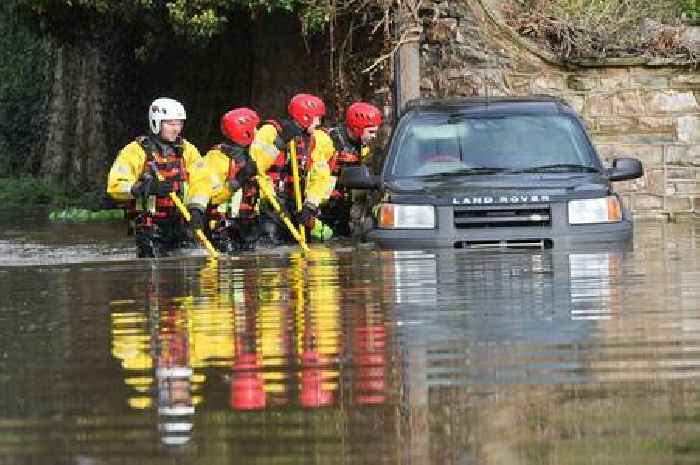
106,137,208,208
199,146,242,206
249,124,336,207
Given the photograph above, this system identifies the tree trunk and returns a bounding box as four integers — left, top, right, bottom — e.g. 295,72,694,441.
396,24,422,114
42,42,108,188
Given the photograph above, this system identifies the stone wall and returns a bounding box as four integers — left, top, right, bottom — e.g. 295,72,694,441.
415,0,700,220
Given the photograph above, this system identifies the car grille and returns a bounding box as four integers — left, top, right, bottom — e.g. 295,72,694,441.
453,203,551,229
454,239,553,249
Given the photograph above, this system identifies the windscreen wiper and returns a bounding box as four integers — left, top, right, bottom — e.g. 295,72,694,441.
422,167,513,178
514,164,599,173
447,114,505,124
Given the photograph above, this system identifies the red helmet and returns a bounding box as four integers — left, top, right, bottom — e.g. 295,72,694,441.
346,102,382,139
288,93,326,129
221,107,260,146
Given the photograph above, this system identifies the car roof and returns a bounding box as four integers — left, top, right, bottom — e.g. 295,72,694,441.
402,95,576,117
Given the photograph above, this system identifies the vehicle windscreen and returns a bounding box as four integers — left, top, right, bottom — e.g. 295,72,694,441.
388,113,598,177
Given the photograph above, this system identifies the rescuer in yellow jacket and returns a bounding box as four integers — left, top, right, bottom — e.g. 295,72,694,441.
106,98,207,258
322,101,383,237
199,107,262,252
249,93,336,243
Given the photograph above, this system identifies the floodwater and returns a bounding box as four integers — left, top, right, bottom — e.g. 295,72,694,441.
1,209,700,465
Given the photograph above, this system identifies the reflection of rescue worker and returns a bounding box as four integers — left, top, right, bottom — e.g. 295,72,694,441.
201,108,261,253
250,261,294,407
154,305,195,447
110,262,236,445
249,93,336,243
322,102,382,237
292,249,341,408
106,98,207,257
230,304,266,410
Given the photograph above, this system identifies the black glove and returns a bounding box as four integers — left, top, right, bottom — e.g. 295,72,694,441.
228,156,257,191
189,207,206,231
278,119,303,143
295,202,319,228
131,176,173,197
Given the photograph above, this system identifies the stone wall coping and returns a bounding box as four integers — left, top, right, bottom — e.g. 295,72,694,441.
474,0,696,69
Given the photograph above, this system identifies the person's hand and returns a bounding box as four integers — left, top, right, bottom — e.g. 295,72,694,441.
228,157,257,191
189,207,206,231
130,172,152,198
279,119,303,143
131,175,173,197
153,178,173,196
295,202,319,228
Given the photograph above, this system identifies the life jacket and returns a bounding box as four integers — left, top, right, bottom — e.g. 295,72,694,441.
328,125,363,176
214,142,258,220
136,135,188,219
328,126,363,199
262,119,313,198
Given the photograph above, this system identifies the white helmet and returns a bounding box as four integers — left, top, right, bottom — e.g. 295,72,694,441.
149,97,186,135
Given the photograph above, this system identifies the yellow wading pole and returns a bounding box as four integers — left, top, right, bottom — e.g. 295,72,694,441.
152,170,220,259
255,175,309,252
291,252,305,361
289,140,306,244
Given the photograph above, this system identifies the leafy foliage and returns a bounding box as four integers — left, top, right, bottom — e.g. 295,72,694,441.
17,0,329,46
0,1,52,177
681,0,700,20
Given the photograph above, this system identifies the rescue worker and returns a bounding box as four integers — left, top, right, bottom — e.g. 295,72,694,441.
249,93,336,244
201,107,261,252
106,98,208,258
323,101,382,237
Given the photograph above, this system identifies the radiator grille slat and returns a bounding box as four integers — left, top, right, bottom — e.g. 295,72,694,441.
453,203,551,229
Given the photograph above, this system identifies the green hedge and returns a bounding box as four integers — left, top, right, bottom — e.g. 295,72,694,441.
0,177,106,207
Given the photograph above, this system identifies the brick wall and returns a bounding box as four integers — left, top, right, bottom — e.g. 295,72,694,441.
414,0,700,220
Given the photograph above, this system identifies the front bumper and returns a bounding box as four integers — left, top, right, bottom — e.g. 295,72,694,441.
367,203,634,250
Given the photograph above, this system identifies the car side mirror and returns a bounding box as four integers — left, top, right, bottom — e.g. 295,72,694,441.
339,166,380,190
607,157,643,182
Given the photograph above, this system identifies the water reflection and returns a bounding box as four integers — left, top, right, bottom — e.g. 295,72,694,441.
1,222,700,464
107,249,393,460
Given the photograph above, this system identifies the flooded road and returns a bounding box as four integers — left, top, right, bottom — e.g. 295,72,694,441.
1,209,700,464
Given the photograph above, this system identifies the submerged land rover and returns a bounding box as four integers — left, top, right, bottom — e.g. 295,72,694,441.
341,96,644,250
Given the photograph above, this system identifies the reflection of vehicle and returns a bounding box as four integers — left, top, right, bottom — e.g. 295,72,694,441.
381,248,625,464
342,96,643,250
385,249,623,387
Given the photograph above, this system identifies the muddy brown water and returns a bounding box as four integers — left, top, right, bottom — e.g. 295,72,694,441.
1,209,700,464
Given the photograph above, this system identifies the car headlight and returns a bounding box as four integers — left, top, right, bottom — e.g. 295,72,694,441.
568,196,622,225
377,204,436,229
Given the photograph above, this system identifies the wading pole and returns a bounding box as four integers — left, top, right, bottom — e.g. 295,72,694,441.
151,167,220,259
255,175,309,252
289,140,306,244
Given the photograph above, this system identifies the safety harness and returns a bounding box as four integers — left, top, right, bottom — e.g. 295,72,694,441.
213,142,258,220
328,126,364,199
264,119,314,198
136,135,188,219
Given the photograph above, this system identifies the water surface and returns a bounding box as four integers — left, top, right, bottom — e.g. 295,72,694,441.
1,210,700,464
